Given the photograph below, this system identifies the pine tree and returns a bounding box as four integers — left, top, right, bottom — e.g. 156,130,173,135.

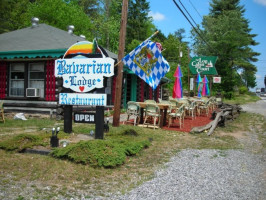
192,0,259,96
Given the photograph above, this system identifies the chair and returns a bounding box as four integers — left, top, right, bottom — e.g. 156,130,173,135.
198,99,211,116
186,100,197,119
0,101,4,123
144,99,157,104
168,104,185,128
158,100,172,121
124,101,140,126
143,103,160,129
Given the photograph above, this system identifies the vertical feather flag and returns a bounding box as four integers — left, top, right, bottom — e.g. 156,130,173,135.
122,40,170,90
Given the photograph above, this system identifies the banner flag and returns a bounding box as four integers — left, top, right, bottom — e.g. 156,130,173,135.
122,40,170,90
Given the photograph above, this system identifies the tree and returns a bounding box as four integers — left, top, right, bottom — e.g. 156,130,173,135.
26,0,94,40
163,33,190,93
191,0,259,97
126,0,152,52
0,0,31,33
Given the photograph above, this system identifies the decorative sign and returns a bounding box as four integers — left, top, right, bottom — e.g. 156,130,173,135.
189,56,218,75
55,58,114,92
59,93,107,106
74,112,96,123
213,76,221,83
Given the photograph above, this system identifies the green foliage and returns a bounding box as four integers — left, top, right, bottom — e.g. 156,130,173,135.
51,136,151,168
239,86,248,94
26,0,94,40
126,0,152,51
0,134,47,152
0,0,31,33
122,129,139,136
192,0,259,93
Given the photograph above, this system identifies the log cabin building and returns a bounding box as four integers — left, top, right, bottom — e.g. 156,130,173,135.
0,18,169,118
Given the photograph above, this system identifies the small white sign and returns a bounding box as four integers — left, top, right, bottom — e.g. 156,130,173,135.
190,78,194,91
59,93,107,106
55,58,114,93
213,77,221,83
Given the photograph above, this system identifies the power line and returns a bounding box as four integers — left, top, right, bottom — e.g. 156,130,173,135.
178,0,198,28
172,0,217,54
188,0,203,19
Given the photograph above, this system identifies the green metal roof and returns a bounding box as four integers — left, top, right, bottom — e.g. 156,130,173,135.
0,49,66,59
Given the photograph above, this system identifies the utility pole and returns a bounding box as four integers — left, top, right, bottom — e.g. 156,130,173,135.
113,0,128,127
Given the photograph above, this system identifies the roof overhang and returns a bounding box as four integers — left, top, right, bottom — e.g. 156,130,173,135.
0,49,66,60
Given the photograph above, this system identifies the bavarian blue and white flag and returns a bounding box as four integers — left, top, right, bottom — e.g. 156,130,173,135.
122,40,170,90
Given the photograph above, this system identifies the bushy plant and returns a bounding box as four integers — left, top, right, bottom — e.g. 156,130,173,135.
51,140,127,168
0,134,47,152
239,86,248,94
51,137,151,168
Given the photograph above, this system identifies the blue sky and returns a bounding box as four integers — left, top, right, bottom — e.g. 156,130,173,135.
148,0,266,90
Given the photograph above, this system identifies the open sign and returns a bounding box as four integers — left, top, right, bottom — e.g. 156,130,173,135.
74,112,96,123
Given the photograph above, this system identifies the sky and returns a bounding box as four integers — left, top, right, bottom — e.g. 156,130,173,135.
148,0,266,90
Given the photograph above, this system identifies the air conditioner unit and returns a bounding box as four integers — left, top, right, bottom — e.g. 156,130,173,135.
26,88,40,97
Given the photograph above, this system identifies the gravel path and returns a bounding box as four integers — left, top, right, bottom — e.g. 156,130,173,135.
108,149,265,200
97,98,266,200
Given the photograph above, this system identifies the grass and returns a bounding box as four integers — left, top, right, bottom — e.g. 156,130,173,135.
0,102,265,198
223,92,261,105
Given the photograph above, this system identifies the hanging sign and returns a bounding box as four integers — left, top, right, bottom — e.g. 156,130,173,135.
213,76,221,83
59,93,107,106
55,58,114,93
189,56,218,75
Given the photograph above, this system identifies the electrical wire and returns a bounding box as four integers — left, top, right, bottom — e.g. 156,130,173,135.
172,0,217,55
188,0,203,19
178,0,198,28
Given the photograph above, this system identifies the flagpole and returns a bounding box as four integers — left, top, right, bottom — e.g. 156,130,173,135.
114,30,160,67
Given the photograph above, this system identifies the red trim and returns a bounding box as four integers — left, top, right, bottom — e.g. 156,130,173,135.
0,62,7,99
156,84,160,102
140,80,144,102
45,60,56,101
149,87,153,100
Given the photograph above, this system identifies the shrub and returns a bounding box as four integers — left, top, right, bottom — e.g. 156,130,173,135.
51,138,151,168
239,86,248,94
0,134,46,152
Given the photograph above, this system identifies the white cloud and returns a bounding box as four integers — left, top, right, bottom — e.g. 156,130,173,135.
254,0,266,6
148,11,166,21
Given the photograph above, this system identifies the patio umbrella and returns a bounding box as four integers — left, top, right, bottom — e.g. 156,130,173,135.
202,75,210,96
196,73,203,98
172,65,183,99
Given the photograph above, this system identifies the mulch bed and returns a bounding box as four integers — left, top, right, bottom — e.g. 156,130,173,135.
122,110,214,133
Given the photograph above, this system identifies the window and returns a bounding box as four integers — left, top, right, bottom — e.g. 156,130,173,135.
9,63,25,96
28,63,45,98
9,62,45,98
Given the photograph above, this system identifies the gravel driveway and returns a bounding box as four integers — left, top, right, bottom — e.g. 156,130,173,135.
99,98,266,200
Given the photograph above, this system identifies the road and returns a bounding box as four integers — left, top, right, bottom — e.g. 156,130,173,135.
241,97,266,117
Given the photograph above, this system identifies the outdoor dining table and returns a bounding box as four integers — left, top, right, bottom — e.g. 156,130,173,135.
137,102,170,128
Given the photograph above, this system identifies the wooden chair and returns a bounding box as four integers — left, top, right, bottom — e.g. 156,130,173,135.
143,103,160,129
168,104,185,128
124,101,140,126
0,101,5,123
